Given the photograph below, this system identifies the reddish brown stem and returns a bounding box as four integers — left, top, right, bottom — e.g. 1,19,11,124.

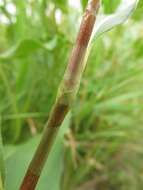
20,1,100,189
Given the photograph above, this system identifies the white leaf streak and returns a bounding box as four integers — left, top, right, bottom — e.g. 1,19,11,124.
92,0,139,40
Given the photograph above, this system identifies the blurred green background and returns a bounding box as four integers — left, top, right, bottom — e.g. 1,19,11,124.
0,0,143,189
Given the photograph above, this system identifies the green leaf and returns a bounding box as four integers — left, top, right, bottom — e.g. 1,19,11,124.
5,113,71,190
132,0,143,20
81,0,87,10
52,0,68,12
0,118,5,190
92,0,139,40
0,38,57,60
102,0,121,14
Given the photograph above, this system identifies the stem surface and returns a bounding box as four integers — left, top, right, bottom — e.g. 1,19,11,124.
20,0,100,189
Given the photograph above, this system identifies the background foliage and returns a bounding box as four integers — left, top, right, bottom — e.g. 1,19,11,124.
0,0,143,189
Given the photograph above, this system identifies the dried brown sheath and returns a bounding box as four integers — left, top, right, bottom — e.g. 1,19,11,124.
20,0,100,189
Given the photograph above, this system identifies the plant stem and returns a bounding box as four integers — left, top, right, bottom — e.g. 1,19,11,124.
20,0,100,189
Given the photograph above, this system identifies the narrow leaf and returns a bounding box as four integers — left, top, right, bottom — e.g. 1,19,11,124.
5,114,71,190
0,117,5,189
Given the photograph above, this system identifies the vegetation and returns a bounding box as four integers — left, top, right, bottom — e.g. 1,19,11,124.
0,0,143,189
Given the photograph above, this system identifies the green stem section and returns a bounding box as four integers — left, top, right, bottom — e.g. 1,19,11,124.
20,1,100,189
